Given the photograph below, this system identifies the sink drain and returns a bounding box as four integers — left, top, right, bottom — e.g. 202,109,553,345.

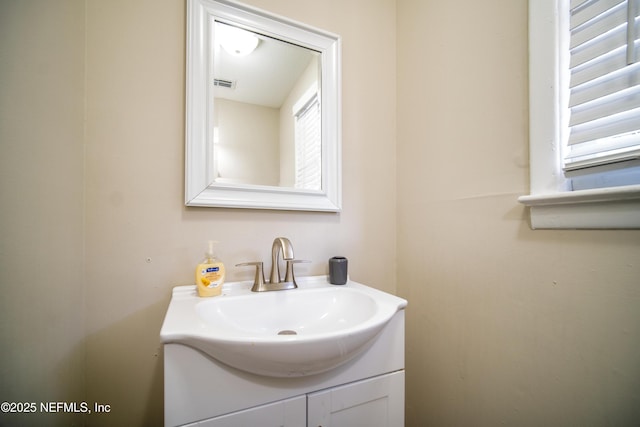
277,330,297,336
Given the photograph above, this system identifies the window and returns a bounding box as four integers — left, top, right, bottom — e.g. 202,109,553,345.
293,89,321,191
519,0,640,229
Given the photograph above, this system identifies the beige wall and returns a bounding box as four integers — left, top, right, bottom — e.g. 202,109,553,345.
215,98,280,186
397,0,640,426
1,0,395,425
0,0,86,426
2,0,639,426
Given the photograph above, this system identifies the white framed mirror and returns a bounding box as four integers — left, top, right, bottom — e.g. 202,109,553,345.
185,0,342,211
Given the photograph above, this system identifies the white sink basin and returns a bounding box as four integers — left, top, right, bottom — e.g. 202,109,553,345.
160,276,407,377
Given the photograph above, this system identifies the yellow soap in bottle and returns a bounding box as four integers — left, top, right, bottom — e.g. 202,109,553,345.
196,241,225,297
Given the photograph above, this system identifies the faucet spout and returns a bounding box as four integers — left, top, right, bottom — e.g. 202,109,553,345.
270,237,294,284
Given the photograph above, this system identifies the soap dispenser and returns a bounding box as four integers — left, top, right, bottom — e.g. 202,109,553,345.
196,241,225,297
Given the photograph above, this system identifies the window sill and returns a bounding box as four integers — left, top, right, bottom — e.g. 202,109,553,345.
518,185,640,229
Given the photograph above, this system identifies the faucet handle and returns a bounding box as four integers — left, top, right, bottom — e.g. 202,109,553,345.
284,259,311,285
235,262,266,291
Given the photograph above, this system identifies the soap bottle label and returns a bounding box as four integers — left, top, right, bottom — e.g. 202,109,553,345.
200,266,223,287
197,261,225,297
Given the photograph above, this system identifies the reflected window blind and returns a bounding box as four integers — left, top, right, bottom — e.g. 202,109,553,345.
294,95,321,190
565,0,640,171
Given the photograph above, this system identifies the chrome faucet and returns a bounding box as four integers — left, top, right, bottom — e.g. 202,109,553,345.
236,237,307,292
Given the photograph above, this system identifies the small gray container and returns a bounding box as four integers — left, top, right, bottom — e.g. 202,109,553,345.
329,256,348,285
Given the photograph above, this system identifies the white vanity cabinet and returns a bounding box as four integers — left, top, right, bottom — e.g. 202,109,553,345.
192,371,404,427
164,310,405,427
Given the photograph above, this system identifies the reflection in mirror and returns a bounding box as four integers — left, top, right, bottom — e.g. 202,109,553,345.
185,0,341,211
212,22,322,190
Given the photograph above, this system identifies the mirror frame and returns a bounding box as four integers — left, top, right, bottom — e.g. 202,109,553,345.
185,0,342,211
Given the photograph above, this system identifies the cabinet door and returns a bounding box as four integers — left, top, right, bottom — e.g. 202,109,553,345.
196,395,306,427
307,371,404,427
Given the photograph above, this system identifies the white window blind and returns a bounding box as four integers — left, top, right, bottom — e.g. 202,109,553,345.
294,94,321,190
565,0,640,171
